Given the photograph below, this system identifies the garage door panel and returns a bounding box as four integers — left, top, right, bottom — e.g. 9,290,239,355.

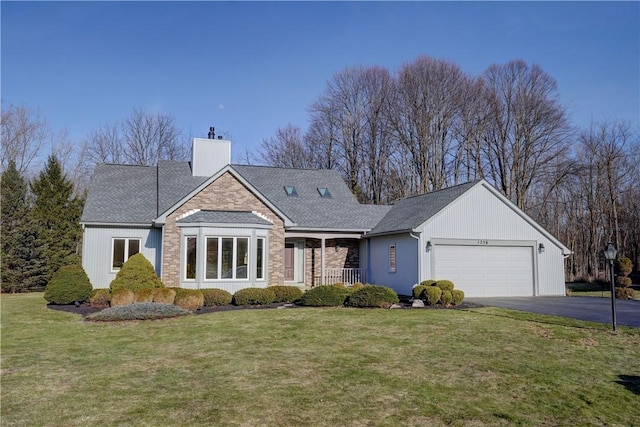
434,245,534,297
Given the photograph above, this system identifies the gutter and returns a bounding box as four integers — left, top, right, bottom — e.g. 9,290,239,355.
409,231,421,286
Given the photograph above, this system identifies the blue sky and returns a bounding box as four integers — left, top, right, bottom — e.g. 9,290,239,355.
2,1,639,163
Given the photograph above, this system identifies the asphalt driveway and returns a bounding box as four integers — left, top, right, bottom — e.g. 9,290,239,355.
466,296,640,328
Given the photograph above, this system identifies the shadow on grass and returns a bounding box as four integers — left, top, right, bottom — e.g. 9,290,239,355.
616,375,640,395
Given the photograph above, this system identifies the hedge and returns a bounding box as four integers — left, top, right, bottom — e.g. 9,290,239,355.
44,264,93,305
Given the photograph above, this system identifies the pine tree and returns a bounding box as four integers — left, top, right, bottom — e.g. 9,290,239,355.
30,155,84,283
1,161,46,292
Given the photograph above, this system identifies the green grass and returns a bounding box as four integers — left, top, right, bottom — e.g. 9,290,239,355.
2,293,639,426
567,282,640,300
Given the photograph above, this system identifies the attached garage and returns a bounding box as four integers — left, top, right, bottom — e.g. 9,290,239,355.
366,180,571,297
433,243,535,297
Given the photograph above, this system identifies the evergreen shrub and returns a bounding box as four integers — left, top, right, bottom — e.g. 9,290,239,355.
451,289,465,306
269,285,303,303
173,288,204,311
153,288,176,304
412,285,428,299
347,285,399,308
616,257,633,277
424,286,442,305
109,253,164,293
201,288,233,306
616,277,633,288
87,303,190,321
111,288,135,307
299,285,350,307
420,280,437,287
89,289,111,308
351,282,365,290
435,280,455,291
615,287,635,300
43,264,92,305
440,290,453,306
134,288,154,303
232,288,276,306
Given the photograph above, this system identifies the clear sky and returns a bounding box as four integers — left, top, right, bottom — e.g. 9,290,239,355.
2,1,639,163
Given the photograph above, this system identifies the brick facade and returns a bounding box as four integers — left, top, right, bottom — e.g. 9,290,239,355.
162,172,285,287
303,238,360,286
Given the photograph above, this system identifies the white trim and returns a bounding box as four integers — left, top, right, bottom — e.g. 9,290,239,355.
388,244,396,273
110,237,141,272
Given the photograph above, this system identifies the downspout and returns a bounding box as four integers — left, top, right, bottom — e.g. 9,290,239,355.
409,232,421,286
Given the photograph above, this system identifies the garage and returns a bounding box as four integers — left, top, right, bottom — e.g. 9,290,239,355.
434,244,535,297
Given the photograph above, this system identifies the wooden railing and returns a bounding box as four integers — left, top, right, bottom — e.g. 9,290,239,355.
314,268,367,286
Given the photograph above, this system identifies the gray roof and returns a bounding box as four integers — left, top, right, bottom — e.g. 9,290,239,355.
367,180,480,236
176,210,273,226
158,161,208,215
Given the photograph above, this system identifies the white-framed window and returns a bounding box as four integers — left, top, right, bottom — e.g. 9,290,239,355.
389,244,396,273
206,236,249,280
256,237,266,280
185,236,197,280
112,238,141,271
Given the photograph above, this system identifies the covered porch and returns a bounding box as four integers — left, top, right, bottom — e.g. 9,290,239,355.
284,232,367,287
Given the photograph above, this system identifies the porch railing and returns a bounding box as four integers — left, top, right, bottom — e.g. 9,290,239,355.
314,268,367,286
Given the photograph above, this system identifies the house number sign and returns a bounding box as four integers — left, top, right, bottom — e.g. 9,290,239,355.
476,240,489,245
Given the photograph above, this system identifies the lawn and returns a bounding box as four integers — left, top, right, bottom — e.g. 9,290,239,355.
2,293,639,427
567,282,640,300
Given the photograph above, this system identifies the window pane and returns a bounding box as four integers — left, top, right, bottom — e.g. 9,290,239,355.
206,238,218,280
113,239,125,270
186,237,197,280
221,238,234,279
129,239,140,257
236,238,248,279
256,238,264,279
389,245,396,272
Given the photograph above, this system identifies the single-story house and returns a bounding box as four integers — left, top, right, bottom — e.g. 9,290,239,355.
81,134,571,297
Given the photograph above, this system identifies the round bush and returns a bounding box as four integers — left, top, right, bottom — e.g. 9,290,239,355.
232,287,276,306
412,284,428,299
109,253,164,293
423,286,442,306
269,285,303,303
435,280,455,291
299,286,350,307
615,287,635,300
134,288,154,303
153,288,176,304
44,264,93,305
616,277,633,288
87,303,191,322
89,289,111,308
440,290,453,306
347,285,399,308
616,257,633,276
174,288,204,311
351,282,365,290
420,280,437,287
451,289,465,306
111,288,135,307
201,288,233,306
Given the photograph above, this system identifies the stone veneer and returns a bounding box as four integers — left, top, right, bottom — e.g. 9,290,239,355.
162,172,285,287
304,238,360,286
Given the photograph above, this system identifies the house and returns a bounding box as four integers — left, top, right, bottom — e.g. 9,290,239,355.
81,133,571,297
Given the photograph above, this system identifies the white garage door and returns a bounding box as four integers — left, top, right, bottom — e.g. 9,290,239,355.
434,245,534,297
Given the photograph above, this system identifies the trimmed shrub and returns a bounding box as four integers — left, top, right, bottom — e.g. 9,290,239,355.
232,287,276,306
351,282,365,290
435,280,455,291
347,285,399,308
440,290,453,306
269,285,303,303
174,289,204,311
423,286,442,306
616,277,633,288
451,289,465,306
153,288,176,304
87,303,190,321
332,282,346,288
111,288,135,307
44,264,93,305
89,289,111,308
615,287,635,300
616,257,633,277
412,284,428,299
299,285,350,307
134,288,154,303
420,280,437,287
109,253,164,293
201,288,233,306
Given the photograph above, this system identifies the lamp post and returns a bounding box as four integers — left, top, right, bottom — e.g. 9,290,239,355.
603,242,618,332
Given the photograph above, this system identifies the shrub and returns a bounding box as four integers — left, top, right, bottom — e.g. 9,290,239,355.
201,288,233,306
44,264,93,305
423,286,442,306
269,285,303,303
111,288,135,307
420,279,437,287
451,289,465,306
134,288,154,303
232,288,276,306
153,288,176,304
332,282,346,288
347,285,399,308
616,257,633,277
412,285,428,299
440,290,453,306
299,285,350,307
616,277,633,288
351,282,365,290
87,303,191,321
174,289,204,311
109,253,164,293
435,280,455,291
615,287,635,300
89,289,111,308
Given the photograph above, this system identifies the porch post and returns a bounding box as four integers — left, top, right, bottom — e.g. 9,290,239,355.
321,237,326,285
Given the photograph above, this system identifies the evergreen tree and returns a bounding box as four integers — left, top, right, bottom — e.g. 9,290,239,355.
1,161,46,292
30,155,84,283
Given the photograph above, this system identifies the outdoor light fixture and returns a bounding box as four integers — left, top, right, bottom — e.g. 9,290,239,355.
538,243,545,253
426,241,432,252
603,242,618,332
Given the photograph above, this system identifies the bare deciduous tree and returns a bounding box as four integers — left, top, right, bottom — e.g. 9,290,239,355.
1,103,48,174
260,124,313,168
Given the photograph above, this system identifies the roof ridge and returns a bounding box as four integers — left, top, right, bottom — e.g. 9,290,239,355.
231,163,333,172
398,179,480,202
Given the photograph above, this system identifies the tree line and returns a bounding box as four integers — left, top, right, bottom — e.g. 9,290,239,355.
259,56,639,281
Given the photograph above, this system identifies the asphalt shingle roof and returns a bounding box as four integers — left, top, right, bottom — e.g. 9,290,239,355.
367,180,480,235
176,210,273,226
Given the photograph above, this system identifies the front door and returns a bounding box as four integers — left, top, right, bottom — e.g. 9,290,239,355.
284,243,295,281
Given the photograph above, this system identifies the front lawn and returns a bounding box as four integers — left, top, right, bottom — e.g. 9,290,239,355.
2,293,639,426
